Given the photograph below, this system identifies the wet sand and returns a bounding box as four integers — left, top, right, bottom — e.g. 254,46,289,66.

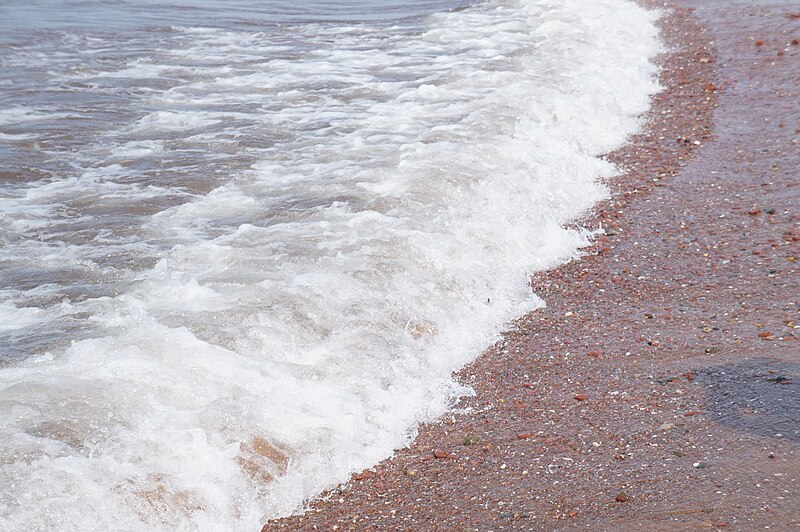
264,1,800,530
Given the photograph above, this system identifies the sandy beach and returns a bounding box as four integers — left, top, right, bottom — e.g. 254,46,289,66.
264,0,800,530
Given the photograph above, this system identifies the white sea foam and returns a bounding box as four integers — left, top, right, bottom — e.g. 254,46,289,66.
0,0,662,529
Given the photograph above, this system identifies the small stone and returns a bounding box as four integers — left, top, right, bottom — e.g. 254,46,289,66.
433,449,450,459
463,436,481,446
755,40,765,47
660,422,675,431
792,38,800,46
703,83,717,92
615,492,629,502
574,394,589,401
517,432,534,440
768,453,775,459
605,227,620,236
404,468,418,478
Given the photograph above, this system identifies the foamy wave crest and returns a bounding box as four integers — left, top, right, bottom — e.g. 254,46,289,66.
0,0,661,528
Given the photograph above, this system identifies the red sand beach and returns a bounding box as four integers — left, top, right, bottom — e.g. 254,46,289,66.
265,1,800,529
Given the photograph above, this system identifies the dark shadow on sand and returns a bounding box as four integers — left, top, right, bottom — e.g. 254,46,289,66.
696,357,800,443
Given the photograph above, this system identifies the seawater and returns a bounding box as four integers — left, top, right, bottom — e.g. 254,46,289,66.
0,0,661,528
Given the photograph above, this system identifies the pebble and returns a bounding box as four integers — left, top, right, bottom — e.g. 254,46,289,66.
615,492,629,503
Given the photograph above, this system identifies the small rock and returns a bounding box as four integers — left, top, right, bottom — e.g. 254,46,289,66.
574,394,589,401
767,375,792,384
615,492,629,502
433,449,450,459
354,470,375,481
684,411,702,417
703,83,717,92
792,38,800,46
660,422,675,431
404,468,418,478
463,436,481,446
605,227,620,236
517,432,534,440
755,40,765,47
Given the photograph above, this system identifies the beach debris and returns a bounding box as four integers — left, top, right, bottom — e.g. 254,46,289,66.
766,375,792,385
660,422,675,431
755,40,765,47
433,449,451,459
615,492,629,503
604,227,620,236
354,470,375,481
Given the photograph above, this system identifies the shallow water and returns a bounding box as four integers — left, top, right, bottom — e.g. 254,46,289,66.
0,0,662,528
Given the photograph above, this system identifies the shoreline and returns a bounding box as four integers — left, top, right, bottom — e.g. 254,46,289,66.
265,1,800,529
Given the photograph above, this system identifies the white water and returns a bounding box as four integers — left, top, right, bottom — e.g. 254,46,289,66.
0,0,662,528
